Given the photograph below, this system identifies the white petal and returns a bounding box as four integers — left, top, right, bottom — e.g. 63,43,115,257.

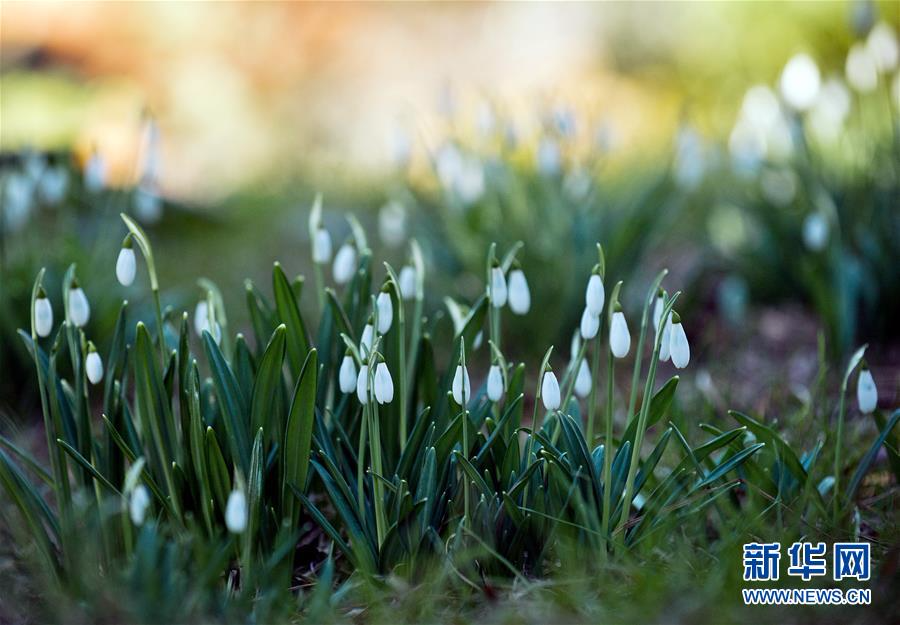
129,485,150,526
332,244,357,285
670,322,690,369
194,301,209,336
225,490,248,534
574,359,592,398
376,292,393,334
116,247,136,286
375,362,394,404
507,269,531,315
357,365,370,404
35,297,53,337
659,314,672,362
360,324,374,358
857,369,877,414
68,288,91,327
312,228,333,264
399,265,417,300
542,371,561,411
652,296,664,333
610,311,631,359
86,351,104,385
339,356,357,394
452,365,471,406
487,365,504,402
490,266,507,308
585,274,605,315
580,308,599,340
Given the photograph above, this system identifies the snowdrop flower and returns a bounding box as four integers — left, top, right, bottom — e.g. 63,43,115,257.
312,227,332,264
507,267,531,315
487,365,504,402
374,360,394,404
541,370,561,411
332,243,357,285
580,307,600,340
452,364,472,406
68,281,90,327
129,484,150,526
84,149,106,192
857,363,877,414
574,359,592,398
85,342,104,385
668,312,690,369
490,262,507,308
339,351,357,394
360,319,375,358
846,43,878,92
802,212,829,251
356,365,370,404
866,22,898,73
780,53,821,111
116,236,136,286
659,313,672,362
585,271,605,316
652,289,665,334
225,489,248,534
35,288,53,337
399,265,417,301
610,305,631,359
376,287,393,334
194,301,209,336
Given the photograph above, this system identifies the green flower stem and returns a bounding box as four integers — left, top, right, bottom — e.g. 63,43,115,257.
585,332,603,447
313,263,326,313
600,346,614,555
357,404,368,529
833,344,866,525
629,271,668,419
367,366,387,547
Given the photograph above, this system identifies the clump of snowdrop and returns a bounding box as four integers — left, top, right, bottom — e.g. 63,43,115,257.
225,489,248,534
339,350,357,394
68,279,91,328
507,263,531,315
85,342,104,385
609,303,631,359
574,358,592,398
668,311,690,369
399,265,417,301
374,358,394,404
129,484,151,526
452,362,472,406
856,362,877,414
489,260,507,308
541,369,561,411
35,287,53,338
116,236,137,286
376,285,393,334
487,364,504,402
332,241,357,285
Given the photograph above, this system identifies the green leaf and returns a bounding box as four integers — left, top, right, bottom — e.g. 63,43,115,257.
283,349,318,526
273,262,310,378
250,325,286,437
845,409,900,505
202,330,251,472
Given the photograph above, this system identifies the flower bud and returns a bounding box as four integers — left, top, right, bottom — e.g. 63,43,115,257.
652,289,665,333
542,370,561,411
35,289,53,337
574,358,592,398
68,281,91,327
487,365,504,402
356,365,370,404
225,489,248,534
86,343,104,385
376,288,393,334
610,308,631,359
332,243,357,285
669,312,690,369
312,227,333,264
585,272,605,315
452,364,472,406
580,307,599,340
507,268,531,315
374,361,394,404
116,237,136,286
129,484,150,526
339,353,357,394
490,264,507,308
399,265,417,301
857,365,877,414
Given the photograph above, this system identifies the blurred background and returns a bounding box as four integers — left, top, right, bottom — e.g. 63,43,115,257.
2,1,899,417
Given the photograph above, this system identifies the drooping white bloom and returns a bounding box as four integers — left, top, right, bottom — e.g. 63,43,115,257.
339,354,357,394
376,291,393,334
867,22,899,72
194,301,209,336
398,265,417,301
610,309,631,359
507,269,531,315
452,364,472,406
356,365,370,404
487,365,504,402
332,243,357,285
360,323,374,358
68,284,91,327
846,43,878,92
85,347,104,385
116,243,136,286
669,315,690,369
580,307,600,340
780,53,821,111
585,273,605,316
129,484,150,526
312,228,332,264
374,362,394,404
652,291,665,333
574,359,592,398
541,371,561,411
225,489,248,534
490,265,507,308
802,212,829,251
35,293,53,337
84,150,106,192
857,367,877,414
659,313,672,362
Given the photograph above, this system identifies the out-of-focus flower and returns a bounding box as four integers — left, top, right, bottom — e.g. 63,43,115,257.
35,288,53,338
760,168,798,207
3,172,34,232
674,125,707,189
490,263,507,308
378,200,407,248
846,43,879,92
856,363,877,414
333,243,357,285
808,78,851,142
802,212,829,251
536,138,561,176
84,149,106,192
508,267,531,315
867,22,898,72
312,227,333,264
399,265,417,301
134,184,162,223
780,53,821,111
129,485,150,526
487,365,504,402
39,165,68,205
225,489,248,534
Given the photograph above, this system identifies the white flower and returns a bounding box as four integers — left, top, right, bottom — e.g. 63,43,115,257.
376,291,393,334
490,265,507,308
780,53,821,111
536,138,561,176
585,273,605,316
312,227,332,264
669,315,690,369
610,309,631,359
378,200,406,248
846,43,878,92
452,364,472,406
652,291,665,333
580,307,600,340
35,293,53,337
68,285,90,327
339,354,357,394
574,359,592,398
84,150,106,192
86,347,104,385
39,166,68,205
129,484,150,526
802,212,829,251
399,265,417,301
360,323,374,358
332,243,357,285
487,365,504,402
356,365,370,404
374,362,394,404
3,172,34,233
507,269,531,315
541,371,561,411
194,301,209,336
225,489,248,534
866,22,898,72
659,313,672,362
116,244,136,286
857,367,877,414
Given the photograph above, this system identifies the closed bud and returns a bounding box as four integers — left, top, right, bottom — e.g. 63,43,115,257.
659,313,672,362
116,237,136,286
452,364,472,406
225,489,248,534
360,322,374,358
356,365,370,404
585,273,605,315
490,264,507,308
610,308,631,359
129,484,151,526
857,365,877,414
312,227,333,264
68,282,91,327
35,290,53,337
374,361,394,404
574,358,592,398
652,289,665,333
194,301,209,336
580,307,600,340
399,265,417,301
376,289,393,334
339,353,357,394
332,243,357,285
487,364,504,402
86,343,104,385
669,312,690,369
507,268,531,315
542,370,561,411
